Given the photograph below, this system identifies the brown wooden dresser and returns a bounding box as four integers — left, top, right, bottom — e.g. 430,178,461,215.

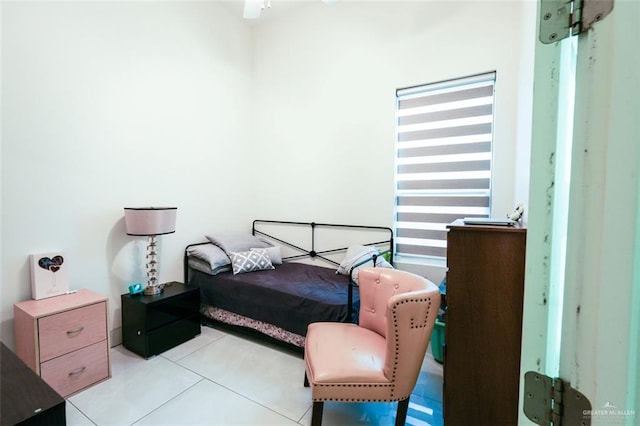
443,220,527,425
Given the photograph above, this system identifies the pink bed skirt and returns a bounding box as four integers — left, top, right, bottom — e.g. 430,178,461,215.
201,305,305,347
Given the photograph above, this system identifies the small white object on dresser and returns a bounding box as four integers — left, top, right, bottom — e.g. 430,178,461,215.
13,289,111,397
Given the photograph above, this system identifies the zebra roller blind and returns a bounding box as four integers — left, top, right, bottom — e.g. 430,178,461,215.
394,72,496,259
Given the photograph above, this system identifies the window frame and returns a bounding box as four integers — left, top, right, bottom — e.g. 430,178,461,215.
393,72,497,262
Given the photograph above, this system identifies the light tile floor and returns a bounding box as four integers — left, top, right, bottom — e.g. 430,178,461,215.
66,325,443,426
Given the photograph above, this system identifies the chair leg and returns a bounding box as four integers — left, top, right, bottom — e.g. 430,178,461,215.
311,401,324,426
304,371,309,387
395,398,410,426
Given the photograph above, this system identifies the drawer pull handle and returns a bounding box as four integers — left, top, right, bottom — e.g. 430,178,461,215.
66,326,85,335
68,366,86,376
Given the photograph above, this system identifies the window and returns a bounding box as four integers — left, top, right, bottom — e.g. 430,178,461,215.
394,72,496,260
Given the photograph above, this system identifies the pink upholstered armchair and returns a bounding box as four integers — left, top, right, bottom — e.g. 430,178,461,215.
304,267,440,426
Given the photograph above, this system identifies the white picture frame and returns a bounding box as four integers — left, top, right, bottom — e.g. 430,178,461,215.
30,252,69,300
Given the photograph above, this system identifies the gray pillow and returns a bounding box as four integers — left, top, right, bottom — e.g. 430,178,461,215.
187,244,230,270
206,233,272,254
252,245,282,265
188,257,231,276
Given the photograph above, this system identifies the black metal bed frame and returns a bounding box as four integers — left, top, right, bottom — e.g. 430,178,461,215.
251,219,393,265
253,219,394,321
184,219,394,327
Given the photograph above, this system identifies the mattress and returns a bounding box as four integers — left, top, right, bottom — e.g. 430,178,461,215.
189,262,359,337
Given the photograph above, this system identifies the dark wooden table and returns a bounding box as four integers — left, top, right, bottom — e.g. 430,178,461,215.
1,342,65,425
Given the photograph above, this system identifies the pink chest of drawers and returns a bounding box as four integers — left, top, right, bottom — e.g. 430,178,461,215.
14,289,111,397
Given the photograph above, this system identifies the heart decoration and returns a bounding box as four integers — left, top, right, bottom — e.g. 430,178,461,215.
38,255,64,273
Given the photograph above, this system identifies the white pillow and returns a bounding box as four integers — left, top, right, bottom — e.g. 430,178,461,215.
252,246,282,265
337,245,394,284
336,245,379,275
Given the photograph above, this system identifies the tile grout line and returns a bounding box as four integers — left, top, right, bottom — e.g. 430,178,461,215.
129,378,207,426
75,327,442,425
158,333,311,425
66,399,98,426
166,358,310,425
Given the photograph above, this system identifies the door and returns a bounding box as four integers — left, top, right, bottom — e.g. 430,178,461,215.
519,1,640,424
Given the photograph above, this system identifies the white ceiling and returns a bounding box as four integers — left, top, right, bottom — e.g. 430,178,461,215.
220,0,316,25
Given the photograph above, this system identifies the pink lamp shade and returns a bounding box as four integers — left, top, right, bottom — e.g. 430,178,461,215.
124,207,177,236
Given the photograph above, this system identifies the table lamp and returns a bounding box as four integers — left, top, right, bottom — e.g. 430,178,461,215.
124,207,177,295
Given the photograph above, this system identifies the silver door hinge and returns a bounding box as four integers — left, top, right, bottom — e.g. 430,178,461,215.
523,371,592,425
539,0,614,44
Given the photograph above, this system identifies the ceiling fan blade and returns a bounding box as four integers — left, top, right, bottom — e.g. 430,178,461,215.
243,0,262,19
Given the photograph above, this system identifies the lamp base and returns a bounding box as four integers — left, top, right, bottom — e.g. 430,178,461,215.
143,285,163,296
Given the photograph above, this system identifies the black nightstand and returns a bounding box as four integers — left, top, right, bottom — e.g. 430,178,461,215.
121,282,200,358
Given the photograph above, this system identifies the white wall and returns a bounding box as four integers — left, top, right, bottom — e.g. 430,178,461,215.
1,1,253,347
1,0,535,348
250,1,535,282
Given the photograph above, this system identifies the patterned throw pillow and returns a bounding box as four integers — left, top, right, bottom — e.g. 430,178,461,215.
228,249,275,275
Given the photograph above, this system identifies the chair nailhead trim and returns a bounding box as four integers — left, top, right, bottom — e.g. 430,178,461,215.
389,297,434,398
315,384,392,388
313,395,410,403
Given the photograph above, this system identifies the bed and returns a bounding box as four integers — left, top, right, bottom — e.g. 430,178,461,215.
184,220,394,349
